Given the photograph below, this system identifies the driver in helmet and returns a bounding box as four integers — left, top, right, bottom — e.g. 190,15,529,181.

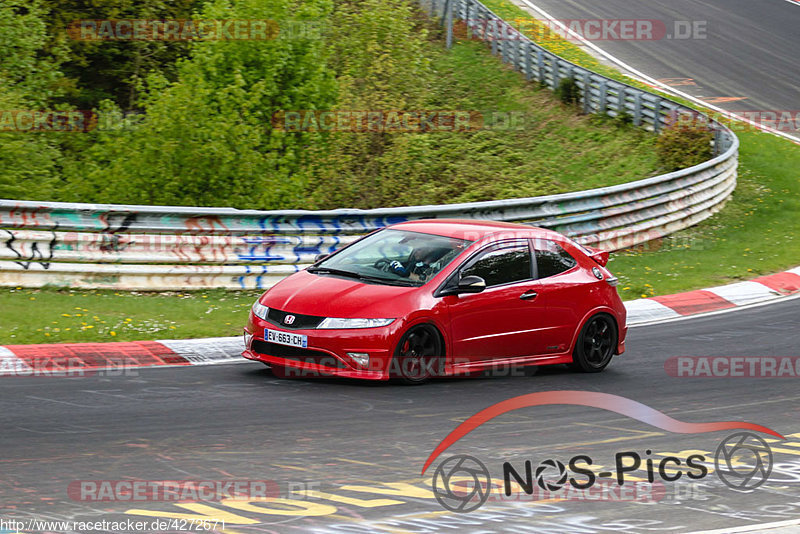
389,247,448,282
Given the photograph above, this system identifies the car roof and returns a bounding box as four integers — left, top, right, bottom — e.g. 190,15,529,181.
389,219,564,242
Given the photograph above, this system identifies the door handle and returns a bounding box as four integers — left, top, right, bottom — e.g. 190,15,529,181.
520,290,538,300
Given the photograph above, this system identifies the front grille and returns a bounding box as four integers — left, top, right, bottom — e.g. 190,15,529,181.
251,339,347,369
266,308,325,330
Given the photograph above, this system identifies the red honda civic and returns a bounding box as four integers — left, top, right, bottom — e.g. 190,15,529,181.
242,219,627,384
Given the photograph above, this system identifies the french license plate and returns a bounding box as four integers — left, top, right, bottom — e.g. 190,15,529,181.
266,329,308,349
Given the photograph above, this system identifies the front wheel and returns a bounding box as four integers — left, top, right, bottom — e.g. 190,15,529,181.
393,325,443,385
569,314,617,373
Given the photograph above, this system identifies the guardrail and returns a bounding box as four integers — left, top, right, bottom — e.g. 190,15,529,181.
0,0,738,291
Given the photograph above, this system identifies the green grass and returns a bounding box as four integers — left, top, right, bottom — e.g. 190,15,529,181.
303,36,662,209
420,39,661,195
0,288,261,344
611,130,800,299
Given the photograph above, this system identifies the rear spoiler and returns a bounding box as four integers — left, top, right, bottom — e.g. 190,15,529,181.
585,246,609,267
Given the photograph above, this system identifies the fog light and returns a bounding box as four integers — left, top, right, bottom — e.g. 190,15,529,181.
347,352,370,368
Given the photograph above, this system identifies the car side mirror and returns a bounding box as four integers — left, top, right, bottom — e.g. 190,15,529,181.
440,275,486,296
458,275,486,293
314,253,330,263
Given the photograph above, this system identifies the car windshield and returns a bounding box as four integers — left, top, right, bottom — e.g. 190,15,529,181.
310,229,473,286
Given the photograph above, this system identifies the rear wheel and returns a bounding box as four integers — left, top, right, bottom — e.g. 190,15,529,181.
393,325,443,385
569,314,617,373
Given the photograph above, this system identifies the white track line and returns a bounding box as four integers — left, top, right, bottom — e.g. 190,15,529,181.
624,299,681,323
704,280,781,307
158,336,244,365
0,346,33,375
685,518,800,534
516,0,800,144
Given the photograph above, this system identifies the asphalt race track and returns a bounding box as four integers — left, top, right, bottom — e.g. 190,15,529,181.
2,296,800,533
514,0,800,136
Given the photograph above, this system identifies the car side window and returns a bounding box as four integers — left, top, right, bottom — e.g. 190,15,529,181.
461,243,532,287
533,239,577,279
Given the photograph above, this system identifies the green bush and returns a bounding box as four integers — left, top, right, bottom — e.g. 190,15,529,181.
656,117,714,171
555,77,581,107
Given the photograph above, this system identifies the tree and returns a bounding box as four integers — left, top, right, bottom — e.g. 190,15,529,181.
65,0,337,209
305,0,434,208
39,0,201,110
0,0,65,199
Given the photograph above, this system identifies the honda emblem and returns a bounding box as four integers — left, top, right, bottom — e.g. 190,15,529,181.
284,314,296,325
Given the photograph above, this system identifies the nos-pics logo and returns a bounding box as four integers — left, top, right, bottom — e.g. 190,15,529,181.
422,391,782,513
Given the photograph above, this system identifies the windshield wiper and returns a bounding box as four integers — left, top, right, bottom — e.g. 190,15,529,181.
360,276,419,287
306,267,364,279
307,267,418,287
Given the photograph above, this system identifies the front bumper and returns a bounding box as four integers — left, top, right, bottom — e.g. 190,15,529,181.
242,320,397,380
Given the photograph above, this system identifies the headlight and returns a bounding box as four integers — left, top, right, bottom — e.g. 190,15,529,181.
317,318,395,329
252,301,270,320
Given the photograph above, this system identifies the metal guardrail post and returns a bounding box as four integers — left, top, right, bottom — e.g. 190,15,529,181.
490,19,499,55
444,0,453,48
537,50,545,84
653,98,663,133
582,71,592,114
633,92,643,126
598,80,608,113
524,41,533,80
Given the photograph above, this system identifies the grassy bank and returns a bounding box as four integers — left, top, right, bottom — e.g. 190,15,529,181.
0,289,261,345
612,129,800,299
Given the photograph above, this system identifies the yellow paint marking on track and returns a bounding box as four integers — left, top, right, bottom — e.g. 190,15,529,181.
485,426,664,454
761,445,800,457
222,497,337,516
703,97,749,104
271,463,314,472
340,481,435,499
333,457,385,468
654,449,711,458
656,77,697,86
304,490,404,508
745,438,800,457
574,422,664,437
